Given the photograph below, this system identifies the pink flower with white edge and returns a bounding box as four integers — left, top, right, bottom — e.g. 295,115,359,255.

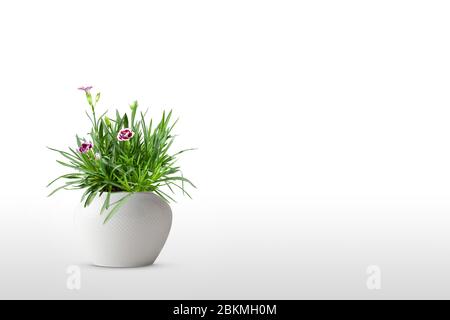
78,142,93,154
117,128,135,141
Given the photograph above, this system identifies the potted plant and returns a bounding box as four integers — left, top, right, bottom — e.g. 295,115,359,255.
48,86,195,267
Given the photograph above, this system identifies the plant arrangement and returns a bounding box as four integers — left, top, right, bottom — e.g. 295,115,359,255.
48,86,195,223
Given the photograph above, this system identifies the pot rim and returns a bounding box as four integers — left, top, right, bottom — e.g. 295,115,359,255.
97,191,165,200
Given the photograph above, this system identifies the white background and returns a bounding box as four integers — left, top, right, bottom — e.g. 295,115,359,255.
0,0,449,299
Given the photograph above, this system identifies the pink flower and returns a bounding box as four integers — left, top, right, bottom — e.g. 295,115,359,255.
117,128,135,141
78,142,93,154
78,86,93,93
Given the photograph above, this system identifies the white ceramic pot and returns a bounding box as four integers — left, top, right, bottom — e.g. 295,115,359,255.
75,192,172,268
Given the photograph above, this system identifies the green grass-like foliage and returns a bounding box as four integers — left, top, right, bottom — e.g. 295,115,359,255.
48,88,195,223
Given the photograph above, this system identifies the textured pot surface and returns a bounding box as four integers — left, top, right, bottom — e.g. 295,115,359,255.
75,192,172,268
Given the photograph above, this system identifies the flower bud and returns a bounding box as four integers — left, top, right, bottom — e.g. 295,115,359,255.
130,101,138,112
86,92,93,108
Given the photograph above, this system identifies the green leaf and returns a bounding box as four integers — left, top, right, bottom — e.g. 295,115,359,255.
100,192,111,215
84,191,98,207
123,113,129,129
103,194,132,224
47,181,79,197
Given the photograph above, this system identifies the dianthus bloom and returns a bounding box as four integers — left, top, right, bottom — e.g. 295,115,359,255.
78,142,93,154
117,128,134,141
78,86,93,93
